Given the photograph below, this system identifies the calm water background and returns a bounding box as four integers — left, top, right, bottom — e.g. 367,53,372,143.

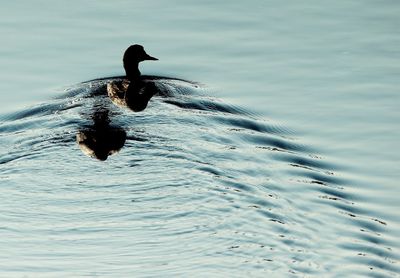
1,1,399,277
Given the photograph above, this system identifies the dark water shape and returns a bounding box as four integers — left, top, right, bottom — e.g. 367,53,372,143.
0,76,398,277
77,108,126,161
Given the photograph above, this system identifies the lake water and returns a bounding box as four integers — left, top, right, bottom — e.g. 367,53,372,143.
1,1,399,277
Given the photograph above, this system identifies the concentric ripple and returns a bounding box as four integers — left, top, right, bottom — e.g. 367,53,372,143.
0,77,398,277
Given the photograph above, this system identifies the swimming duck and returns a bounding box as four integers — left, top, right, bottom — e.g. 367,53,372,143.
107,44,158,112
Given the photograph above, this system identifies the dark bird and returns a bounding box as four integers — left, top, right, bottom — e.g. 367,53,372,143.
107,44,158,112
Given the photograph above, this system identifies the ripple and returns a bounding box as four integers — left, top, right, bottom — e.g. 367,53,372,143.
0,77,398,277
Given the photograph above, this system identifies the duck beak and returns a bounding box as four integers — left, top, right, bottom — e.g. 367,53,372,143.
144,53,158,61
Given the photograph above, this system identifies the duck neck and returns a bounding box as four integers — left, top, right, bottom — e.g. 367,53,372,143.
124,62,141,81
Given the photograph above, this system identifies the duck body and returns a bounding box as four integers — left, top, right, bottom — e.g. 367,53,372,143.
107,78,156,112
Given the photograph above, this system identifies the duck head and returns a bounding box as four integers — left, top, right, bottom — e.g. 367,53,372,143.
123,44,158,81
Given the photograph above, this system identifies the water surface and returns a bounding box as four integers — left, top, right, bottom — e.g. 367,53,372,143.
0,1,399,277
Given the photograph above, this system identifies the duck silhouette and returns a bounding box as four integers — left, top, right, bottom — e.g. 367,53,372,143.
107,45,158,112
76,108,126,161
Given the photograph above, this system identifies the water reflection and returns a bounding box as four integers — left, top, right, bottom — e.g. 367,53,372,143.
107,79,156,112
76,108,126,160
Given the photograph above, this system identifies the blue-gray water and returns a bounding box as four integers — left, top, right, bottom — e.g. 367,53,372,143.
1,1,399,277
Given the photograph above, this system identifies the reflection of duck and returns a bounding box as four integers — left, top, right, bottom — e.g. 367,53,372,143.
76,109,126,161
107,45,158,112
